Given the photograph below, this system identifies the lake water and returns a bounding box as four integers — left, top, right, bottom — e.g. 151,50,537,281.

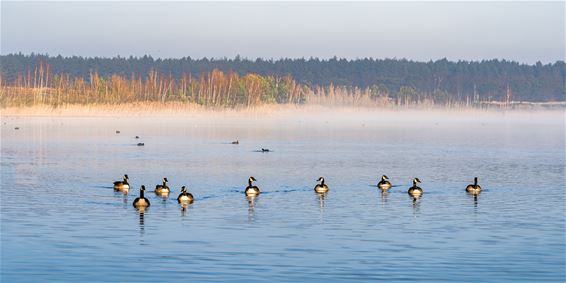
1,110,564,282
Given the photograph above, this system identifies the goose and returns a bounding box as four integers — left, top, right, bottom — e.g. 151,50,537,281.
245,176,260,196
466,177,482,194
113,174,130,191
177,186,194,204
314,177,329,193
407,178,423,197
154,178,170,194
377,175,392,190
133,185,150,208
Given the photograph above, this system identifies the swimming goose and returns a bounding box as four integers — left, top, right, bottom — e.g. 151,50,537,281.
113,174,130,191
177,186,194,204
407,178,423,197
133,185,150,208
314,177,329,193
245,176,260,196
378,175,392,190
155,178,170,194
466,177,482,194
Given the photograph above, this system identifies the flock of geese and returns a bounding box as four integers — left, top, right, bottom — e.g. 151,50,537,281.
113,174,483,210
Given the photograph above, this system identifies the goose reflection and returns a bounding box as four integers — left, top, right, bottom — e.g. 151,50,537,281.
316,192,327,222
467,192,479,208
247,195,257,223
180,203,189,217
137,208,146,236
410,196,422,216
380,190,389,203
317,192,327,209
114,190,129,207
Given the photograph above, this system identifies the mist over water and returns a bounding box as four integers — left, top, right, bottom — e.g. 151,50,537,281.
1,110,564,282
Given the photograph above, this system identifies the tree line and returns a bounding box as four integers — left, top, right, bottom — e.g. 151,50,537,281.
0,53,564,107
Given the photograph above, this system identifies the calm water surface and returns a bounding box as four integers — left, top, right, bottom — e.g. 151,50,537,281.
1,111,565,282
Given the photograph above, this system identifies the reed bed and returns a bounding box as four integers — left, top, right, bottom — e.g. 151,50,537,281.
0,62,541,111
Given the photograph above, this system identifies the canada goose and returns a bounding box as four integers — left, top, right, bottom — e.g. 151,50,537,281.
155,178,170,194
407,178,423,197
113,174,130,191
466,177,482,194
177,186,194,204
232,140,239,144
245,176,260,196
133,185,150,208
378,175,392,190
314,177,329,193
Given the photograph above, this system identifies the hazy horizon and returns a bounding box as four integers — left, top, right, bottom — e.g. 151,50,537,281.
1,1,564,64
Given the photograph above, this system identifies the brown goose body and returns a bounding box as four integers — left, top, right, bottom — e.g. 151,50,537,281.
245,177,260,196
133,185,150,208
314,177,329,193
177,186,194,204
113,174,130,191
408,178,423,197
377,175,392,190
466,177,482,194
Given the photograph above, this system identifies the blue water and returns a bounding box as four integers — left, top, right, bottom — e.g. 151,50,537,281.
1,111,564,282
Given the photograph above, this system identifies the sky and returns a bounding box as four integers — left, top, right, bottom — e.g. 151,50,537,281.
1,1,564,64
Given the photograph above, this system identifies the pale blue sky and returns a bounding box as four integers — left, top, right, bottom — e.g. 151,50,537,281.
1,1,564,63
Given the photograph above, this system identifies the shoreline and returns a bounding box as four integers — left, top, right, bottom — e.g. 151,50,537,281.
1,102,564,118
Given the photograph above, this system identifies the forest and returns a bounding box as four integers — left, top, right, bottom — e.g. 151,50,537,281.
0,53,564,108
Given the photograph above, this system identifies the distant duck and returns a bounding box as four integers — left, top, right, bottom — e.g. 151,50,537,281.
155,178,170,195
245,176,260,196
133,185,150,208
261,148,270,152
232,140,239,144
113,174,130,191
137,143,145,146
14,127,20,130
314,177,329,193
378,175,392,190
177,186,194,204
116,130,120,134
466,177,482,194
407,178,423,197
135,136,140,139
